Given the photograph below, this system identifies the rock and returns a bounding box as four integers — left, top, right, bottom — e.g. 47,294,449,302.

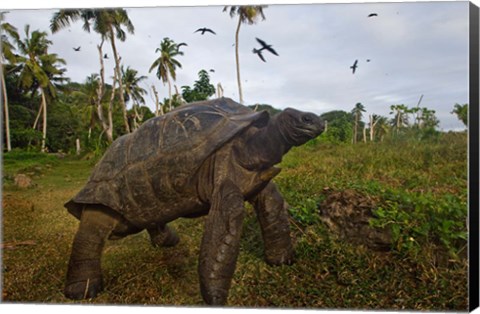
14,174,33,189
318,189,391,251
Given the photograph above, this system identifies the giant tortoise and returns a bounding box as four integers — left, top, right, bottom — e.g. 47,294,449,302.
64,97,324,304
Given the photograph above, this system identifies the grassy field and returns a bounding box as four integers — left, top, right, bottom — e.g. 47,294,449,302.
1,133,468,310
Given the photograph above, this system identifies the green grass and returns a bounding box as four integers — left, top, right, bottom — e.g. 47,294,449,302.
1,133,468,310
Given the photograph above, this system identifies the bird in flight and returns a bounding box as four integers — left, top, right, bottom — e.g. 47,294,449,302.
255,38,279,56
350,59,358,74
368,13,378,17
253,38,279,62
252,48,267,62
209,69,215,73
195,27,216,35
73,46,81,51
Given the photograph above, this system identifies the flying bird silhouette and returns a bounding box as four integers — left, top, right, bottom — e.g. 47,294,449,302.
255,38,279,56
252,48,266,62
350,59,358,74
252,38,279,62
368,13,378,17
366,59,371,62
195,27,216,35
209,69,215,73
73,46,81,51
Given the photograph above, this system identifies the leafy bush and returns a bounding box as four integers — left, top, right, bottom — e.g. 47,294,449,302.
370,190,467,258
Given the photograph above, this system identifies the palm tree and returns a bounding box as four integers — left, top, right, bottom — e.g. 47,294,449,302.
375,116,390,142
1,12,20,151
451,103,468,127
50,8,135,134
351,102,365,144
223,5,267,104
121,65,147,129
15,25,68,152
149,37,183,112
389,104,409,134
69,74,101,140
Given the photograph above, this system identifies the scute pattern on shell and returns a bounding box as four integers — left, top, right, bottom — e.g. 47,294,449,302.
65,98,269,227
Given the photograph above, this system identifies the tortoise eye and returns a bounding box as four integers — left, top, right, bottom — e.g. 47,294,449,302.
302,115,313,124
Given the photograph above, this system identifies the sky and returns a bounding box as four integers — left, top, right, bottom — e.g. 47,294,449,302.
1,0,475,131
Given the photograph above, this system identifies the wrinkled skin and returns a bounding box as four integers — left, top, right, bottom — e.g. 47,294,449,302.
64,98,324,304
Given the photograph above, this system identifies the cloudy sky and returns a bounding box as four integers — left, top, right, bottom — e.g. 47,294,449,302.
2,0,474,131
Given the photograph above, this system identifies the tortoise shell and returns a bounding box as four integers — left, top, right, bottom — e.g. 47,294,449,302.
65,98,269,226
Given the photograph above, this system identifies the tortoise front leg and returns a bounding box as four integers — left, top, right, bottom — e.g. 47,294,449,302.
64,206,119,300
198,179,245,305
251,182,294,266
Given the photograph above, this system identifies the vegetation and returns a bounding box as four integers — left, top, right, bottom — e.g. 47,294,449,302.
149,37,184,112
50,8,135,134
2,132,468,310
223,5,267,104
451,103,468,127
181,69,216,103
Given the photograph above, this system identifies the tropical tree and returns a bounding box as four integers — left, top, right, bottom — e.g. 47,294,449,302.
223,5,267,104
69,74,102,140
351,102,365,144
50,8,135,134
389,104,409,134
319,110,354,143
14,25,68,152
121,65,147,129
181,69,216,103
418,107,439,129
374,115,390,142
451,103,468,127
149,37,184,112
1,12,20,151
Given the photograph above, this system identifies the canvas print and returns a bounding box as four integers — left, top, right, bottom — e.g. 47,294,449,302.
1,1,478,311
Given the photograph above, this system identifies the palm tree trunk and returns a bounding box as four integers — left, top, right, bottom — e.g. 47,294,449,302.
235,16,243,104
32,100,43,130
96,41,113,143
151,85,162,116
40,88,47,152
109,28,130,134
106,72,116,142
167,75,172,112
1,74,11,151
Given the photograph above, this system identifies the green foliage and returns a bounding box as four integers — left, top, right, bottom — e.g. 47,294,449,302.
318,110,353,143
278,132,467,261
370,190,467,258
2,148,59,175
181,69,215,103
451,103,468,127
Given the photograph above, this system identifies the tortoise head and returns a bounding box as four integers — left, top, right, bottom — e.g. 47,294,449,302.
276,108,325,146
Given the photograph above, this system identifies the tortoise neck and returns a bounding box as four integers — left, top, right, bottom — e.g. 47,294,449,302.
239,114,293,170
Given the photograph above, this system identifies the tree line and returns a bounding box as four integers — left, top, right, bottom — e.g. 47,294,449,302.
318,102,468,144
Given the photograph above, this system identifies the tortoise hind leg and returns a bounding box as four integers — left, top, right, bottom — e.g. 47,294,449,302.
64,206,119,300
147,224,179,247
